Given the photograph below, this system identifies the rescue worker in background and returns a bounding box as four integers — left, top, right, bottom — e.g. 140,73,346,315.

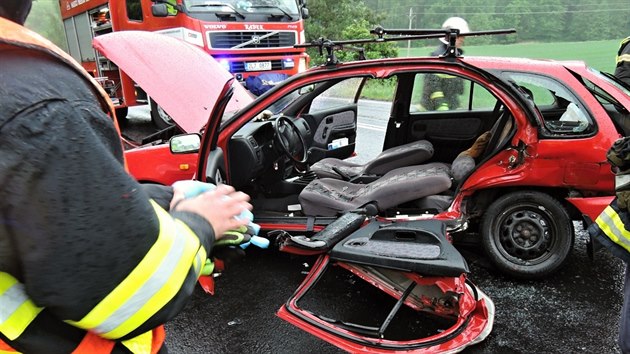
0,1,252,353
588,39,630,353
96,8,109,25
420,16,470,111
615,36,630,86
163,0,180,16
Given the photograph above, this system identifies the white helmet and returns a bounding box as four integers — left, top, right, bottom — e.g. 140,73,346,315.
441,17,470,34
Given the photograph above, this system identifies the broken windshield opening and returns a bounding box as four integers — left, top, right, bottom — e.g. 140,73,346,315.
186,1,246,18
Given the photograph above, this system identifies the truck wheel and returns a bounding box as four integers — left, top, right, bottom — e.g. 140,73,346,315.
480,191,573,279
151,99,174,130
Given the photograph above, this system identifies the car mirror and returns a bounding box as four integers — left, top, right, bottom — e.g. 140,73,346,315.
152,4,170,17
170,134,201,154
299,84,314,95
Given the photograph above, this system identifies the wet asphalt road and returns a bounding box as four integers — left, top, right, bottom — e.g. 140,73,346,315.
125,108,626,354
161,229,624,354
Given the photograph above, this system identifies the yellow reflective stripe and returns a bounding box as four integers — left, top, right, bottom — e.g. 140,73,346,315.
0,350,20,354
617,54,630,64
430,91,445,100
436,73,457,79
121,330,152,354
596,206,630,253
0,273,43,341
192,247,207,278
67,200,205,339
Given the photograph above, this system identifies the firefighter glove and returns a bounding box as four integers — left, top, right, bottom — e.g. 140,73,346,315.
607,137,630,171
618,190,630,210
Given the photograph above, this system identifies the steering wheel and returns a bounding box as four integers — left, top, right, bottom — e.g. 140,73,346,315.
274,115,308,164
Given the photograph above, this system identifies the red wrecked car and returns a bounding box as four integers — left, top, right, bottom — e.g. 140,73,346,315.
93,28,630,352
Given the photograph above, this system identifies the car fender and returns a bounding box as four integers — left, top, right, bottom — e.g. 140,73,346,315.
566,196,614,223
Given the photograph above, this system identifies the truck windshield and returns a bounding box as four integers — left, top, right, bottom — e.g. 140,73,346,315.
184,0,299,17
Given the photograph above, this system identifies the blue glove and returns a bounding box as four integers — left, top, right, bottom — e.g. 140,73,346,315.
173,180,262,241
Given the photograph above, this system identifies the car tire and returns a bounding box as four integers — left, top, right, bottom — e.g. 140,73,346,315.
150,99,174,130
480,191,573,279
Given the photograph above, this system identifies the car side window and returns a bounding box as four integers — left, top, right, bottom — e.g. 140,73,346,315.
308,77,364,113
410,72,497,112
126,0,143,21
506,72,594,135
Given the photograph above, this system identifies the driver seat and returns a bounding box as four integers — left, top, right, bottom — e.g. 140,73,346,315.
299,162,452,216
310,140,434,180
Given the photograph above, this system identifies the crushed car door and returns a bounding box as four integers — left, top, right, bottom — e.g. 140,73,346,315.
277,215,494,353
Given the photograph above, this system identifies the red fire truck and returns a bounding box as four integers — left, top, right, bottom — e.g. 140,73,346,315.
58,0,310,128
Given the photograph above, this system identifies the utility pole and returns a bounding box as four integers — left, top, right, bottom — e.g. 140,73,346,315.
407,8,416,57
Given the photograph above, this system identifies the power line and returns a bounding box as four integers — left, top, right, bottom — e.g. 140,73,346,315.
385,7,630,16
383,2,630,10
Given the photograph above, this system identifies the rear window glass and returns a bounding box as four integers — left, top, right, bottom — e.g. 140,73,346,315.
505,72,595,135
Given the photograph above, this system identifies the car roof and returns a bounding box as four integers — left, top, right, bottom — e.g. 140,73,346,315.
304,55,588,74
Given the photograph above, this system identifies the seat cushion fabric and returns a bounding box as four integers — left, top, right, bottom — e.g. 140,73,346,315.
299,163,452,216
363,139,434,176
309,158,364,179
310,139,434,179
451,154,476,183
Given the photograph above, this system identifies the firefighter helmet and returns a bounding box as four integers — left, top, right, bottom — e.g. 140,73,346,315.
441,17,470,34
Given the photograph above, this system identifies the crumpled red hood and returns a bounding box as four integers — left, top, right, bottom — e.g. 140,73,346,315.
93,30,253,133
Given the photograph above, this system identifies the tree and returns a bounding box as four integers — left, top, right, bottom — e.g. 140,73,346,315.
305,0,398,66
25,0,67,50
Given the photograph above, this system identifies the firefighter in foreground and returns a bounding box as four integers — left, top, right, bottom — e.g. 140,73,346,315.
589,139,630,354
0,1,252,353
588,37,630,354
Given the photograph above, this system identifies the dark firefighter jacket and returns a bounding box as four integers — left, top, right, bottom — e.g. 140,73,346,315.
0,17,214,353
420,42,465,111
615,37,630,86
588,198,630,264
588,136,630,264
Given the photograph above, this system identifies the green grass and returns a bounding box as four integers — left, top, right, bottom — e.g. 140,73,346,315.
401,40,620,73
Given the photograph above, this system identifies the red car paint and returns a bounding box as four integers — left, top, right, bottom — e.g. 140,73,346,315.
94,30,630,352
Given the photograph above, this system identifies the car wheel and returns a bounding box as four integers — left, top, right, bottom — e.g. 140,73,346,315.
150,99,174,130
480,191,573,279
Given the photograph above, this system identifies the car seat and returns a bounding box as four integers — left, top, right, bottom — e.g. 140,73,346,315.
299,162,452,216
309,139,434,180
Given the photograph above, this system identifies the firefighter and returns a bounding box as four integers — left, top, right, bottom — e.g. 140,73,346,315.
420,17,470,111
616,36,630,86
588,137,630,354
589,38,630,354
0,1,251,353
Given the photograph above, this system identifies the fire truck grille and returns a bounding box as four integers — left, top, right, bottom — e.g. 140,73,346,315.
209,31,296,49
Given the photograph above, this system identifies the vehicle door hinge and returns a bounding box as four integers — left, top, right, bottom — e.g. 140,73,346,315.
506,139,531,169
